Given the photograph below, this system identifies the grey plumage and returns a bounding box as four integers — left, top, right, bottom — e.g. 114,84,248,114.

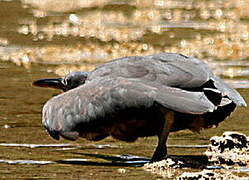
34,53,247,161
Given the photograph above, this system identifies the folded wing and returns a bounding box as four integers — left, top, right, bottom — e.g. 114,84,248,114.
42,78,215,141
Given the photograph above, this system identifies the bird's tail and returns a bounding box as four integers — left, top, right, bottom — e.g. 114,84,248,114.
203,98,236,128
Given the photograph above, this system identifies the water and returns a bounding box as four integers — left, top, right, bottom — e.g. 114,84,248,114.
0,0,249,179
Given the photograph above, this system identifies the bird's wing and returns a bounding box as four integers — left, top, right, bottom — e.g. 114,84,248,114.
211,76,247,106
148,53,210,88
151,53,247,106
42,78,215,140
87,53,210,88
87,53,246,106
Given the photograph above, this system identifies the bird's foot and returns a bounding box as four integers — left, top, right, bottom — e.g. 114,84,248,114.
150,145,167,162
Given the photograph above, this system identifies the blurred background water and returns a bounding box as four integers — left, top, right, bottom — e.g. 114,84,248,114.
0,0,248,179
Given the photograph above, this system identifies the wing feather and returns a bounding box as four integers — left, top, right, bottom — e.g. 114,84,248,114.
42,78,215,140
87,53,210,88
87,53,246,106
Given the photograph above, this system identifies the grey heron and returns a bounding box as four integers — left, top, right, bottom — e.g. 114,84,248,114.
33,53,247,162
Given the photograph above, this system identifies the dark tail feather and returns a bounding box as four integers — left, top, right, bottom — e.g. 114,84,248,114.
203,101,236,128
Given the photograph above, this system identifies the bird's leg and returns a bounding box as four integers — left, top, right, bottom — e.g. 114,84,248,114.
151,110,174,162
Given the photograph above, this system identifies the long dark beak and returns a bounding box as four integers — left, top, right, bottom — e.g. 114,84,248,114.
32,78,65,90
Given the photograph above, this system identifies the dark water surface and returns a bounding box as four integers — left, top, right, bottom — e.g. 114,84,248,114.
0,0,249,179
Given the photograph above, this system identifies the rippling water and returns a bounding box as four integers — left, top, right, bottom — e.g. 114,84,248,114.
0,0,248,179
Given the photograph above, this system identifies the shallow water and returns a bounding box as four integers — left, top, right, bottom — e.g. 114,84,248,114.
0,0,249,179
1,54,249,179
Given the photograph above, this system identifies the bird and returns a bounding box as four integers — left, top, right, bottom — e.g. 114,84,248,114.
33,53,247,162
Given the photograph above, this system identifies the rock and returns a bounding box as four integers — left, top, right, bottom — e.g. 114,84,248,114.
143,158,184,178
143,132,249,179
117,168,127,174
205,131,249,166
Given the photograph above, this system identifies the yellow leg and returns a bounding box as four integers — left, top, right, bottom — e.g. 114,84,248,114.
151,110,174,162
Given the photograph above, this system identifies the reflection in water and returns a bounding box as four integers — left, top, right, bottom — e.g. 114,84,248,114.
0,150,150,166
0,143,75,148
0,159,54,165
0,142,119,149
58,154,150,167
0,0,249,179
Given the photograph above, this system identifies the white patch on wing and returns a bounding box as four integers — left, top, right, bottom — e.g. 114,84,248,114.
220,98,233,107
203,88,221,94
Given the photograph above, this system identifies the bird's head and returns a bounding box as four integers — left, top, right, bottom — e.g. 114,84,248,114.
33,71,89,92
